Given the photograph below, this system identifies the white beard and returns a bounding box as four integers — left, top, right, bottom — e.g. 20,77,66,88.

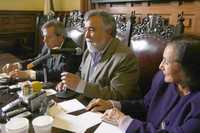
86,41,99,53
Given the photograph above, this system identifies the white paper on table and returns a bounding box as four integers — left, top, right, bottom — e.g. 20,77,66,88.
53,112,86,133
77,111,103,129
0,73,10,79
94,122,122,133
58,99,86,113
48,104,65,117
44,89,57,96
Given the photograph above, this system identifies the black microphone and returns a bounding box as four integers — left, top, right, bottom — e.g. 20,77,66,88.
50,47,82,55
27,52,51,69
1,84,21,95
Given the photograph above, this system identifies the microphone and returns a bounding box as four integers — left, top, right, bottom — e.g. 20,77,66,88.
27,52,51,69
1,98,23,112
6,107,27,118
50,47,82,55
0,84,21,95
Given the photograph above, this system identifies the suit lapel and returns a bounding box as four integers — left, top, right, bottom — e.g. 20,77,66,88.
89,39,118,82
83,54,92,81
55,55,62,68
89,59,108,82
53,38,74,69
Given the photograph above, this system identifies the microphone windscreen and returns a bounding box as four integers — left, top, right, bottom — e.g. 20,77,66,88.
31,81,43,93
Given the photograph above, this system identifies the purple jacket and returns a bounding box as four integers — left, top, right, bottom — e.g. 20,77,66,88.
121,71,200,133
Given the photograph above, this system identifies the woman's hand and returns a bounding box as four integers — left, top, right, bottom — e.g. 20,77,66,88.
102,108,125,125
86,98,113,112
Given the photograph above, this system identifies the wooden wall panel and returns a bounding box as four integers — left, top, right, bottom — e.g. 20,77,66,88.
88,1,200,35
0,11,42,58
0,15,35,33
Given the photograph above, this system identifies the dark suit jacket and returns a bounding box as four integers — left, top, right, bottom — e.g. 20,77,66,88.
121,71,200,133
20,37,82,82
80,38,140,100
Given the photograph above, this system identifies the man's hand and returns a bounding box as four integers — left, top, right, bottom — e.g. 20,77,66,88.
56,82,67,92
86,98,113,112
61,72,80,91
2,63,20,74
9,69,31,80
102,108,125,125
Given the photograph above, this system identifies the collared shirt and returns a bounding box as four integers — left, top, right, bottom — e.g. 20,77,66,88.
75,39,113,93
52,40,64,50
29,41,64,80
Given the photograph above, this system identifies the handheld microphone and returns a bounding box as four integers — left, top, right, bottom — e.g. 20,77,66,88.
50,47,82,55
27,52,51,69
6,107,27,118
1,98,23,112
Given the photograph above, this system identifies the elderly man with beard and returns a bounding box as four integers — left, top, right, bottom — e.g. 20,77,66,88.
57,10,140,102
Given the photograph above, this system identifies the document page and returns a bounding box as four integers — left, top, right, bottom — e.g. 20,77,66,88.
0,73,10,79
58,99,86,113
53,112,86,133
78,111,103,129
95,122,122,133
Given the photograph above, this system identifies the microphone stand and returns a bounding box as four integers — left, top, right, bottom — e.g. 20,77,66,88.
56,88,79,100
43,64,48,83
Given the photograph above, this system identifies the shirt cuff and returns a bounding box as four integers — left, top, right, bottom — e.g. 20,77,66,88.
27,70,36,80
119,115,133,133
14,62,22,70
110,100,121,110
75,79,86,93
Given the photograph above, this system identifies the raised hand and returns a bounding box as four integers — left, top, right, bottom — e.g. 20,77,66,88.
61,72,80,90
2,63,20,74
56,82,67,92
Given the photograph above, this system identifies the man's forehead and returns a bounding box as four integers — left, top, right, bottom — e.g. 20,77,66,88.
42,26,55,36
85,16,103,28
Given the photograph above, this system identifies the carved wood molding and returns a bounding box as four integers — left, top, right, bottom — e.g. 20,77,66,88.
131,15,176,40
86,0,200,35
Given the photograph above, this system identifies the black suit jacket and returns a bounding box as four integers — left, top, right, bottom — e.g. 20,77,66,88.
20,37,82,82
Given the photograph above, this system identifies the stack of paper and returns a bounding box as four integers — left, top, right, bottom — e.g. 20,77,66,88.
53,112,86,133
0,73,10,79
94,122,122,133
49,99,122,133
48,99,103,132
58,99,86,113
78,111,103,129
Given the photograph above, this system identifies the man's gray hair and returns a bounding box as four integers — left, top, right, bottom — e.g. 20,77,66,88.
41,19,65,36
84,10,116,37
